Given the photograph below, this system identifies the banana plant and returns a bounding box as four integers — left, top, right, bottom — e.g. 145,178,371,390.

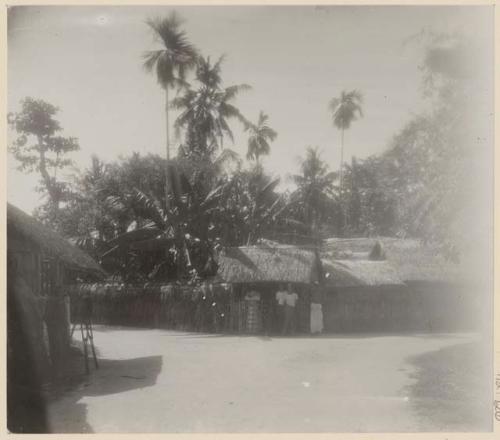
98,166,229,282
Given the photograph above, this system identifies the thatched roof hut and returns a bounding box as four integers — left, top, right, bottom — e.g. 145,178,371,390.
322,259,405,288
322,237,463,283
216,245,321,284
7,203,105,278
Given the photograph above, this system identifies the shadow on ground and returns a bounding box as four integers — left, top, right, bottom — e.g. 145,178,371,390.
405,341,492,432
46,354,163,433
85,355,163,396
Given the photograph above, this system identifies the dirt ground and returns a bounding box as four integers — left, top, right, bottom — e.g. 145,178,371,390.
46,326,492,433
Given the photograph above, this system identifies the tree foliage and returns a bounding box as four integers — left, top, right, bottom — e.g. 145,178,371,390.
173,55,251,157
245,111,277,163
8,98,79,229
375,31,488,256
290,147,338,236
11,15,487,284
328,89,364,221
57,152,292,281
329,90,364,131
143,13,198,91
341,157,397,237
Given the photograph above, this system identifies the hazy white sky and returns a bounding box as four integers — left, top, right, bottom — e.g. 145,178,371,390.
7,5,493,213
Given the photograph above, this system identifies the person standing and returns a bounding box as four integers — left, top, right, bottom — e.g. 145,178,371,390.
282,283,299,335
245,285,261,334
275,284,287,333
310,281,324,335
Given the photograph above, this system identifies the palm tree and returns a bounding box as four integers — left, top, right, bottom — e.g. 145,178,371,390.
143,12,198,204
173,55,250,156
245,111,277,164
291,147,337,235
196,54,224,89
328,90,363,193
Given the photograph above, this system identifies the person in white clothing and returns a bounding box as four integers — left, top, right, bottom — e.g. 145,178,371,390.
282,283,298,335
310,282,324,334
275,284,287,333
275,284,287,306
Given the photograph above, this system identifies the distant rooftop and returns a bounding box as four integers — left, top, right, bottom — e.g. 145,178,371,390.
322,237,468,284
216,244,321,284
322,258,405,288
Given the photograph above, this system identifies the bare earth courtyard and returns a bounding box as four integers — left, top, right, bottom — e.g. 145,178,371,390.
47,326,491,433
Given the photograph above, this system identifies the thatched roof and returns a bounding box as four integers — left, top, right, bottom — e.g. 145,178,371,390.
322,259,405,288
322,237,462,283
216,245,321,284
7,203,105,277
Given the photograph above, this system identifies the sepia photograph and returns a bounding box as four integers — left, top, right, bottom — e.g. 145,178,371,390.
5,4,495,434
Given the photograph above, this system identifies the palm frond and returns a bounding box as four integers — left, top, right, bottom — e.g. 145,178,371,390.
196,54,226,89
258,178,280,200
329,89,364,130
72,236,107,253
224,84,252,101
214,148,241,168
200,184,225,210
129,188,167,229
245,111,277,161
218,117,234,143
100,244,121,260
346,89,364,103
262,194,284,219
142,50,164,72
328,97,341,112
144,13,198,88
107,227,163,248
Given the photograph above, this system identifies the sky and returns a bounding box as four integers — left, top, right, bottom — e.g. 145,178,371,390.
7,5,493,213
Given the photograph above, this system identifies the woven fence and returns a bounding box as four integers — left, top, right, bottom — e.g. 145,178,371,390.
68,283,234,333
67,282,315,335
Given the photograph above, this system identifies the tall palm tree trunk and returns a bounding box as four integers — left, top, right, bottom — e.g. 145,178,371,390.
165,87,171,209
165,88,192,279
339,127,345,236
339,127,344,193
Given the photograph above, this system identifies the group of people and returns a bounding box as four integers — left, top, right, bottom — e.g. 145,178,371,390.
275,283,299,335
70,281,324,336
274,282,323,336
